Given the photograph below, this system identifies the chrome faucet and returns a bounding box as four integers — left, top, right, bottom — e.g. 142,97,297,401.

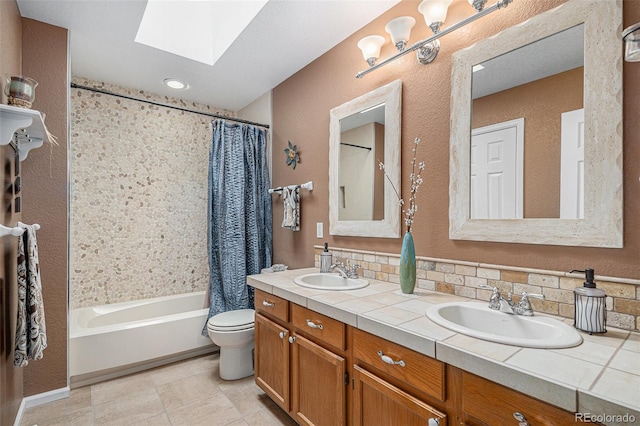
480,284,544,316
330,260,361,279
330,261,349,278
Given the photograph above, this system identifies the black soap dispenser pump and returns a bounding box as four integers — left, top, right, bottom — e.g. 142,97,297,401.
320,243,332,273
571,268,607,334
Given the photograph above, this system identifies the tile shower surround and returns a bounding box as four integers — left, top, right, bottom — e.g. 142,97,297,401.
70,77,236,309
315,246,640,331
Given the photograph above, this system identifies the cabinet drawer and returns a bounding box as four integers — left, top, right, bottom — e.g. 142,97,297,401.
353,328,445,401
460,370,579,425
291,304,345,351
255,289,288,322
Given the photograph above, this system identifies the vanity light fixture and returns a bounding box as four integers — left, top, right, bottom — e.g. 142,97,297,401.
163,78,188,90
357,35,386,67
622,23,640,62
356,0,514,79
385,16,416,52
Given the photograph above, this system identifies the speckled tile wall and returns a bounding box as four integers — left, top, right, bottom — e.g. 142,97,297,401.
70,77,236,309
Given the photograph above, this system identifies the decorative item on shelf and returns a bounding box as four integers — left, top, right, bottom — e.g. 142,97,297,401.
380,137,425,294
4,75,38,109
355,0,513,79
570,268,607,334
284,140,300,169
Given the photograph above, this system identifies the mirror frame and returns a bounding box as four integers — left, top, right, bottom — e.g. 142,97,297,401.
329,79,402,238
449,0,622,247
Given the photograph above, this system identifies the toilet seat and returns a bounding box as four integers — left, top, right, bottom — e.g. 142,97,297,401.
207,309,255,332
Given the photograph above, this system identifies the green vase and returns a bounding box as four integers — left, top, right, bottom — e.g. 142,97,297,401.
399,231,416,294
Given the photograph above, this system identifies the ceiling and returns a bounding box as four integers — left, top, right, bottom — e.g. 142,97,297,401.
16,0,400,112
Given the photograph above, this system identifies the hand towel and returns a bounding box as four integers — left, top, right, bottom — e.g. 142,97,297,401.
281,187,300,231
14,224,47,367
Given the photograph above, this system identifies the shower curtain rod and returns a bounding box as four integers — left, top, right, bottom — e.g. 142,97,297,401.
70,83,270,129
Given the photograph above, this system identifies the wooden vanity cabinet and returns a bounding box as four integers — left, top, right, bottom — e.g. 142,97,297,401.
254,288,586,426
290,304,347,425
254,290,290,412
352,329,448,426
452,368,584,426
254,289,348,425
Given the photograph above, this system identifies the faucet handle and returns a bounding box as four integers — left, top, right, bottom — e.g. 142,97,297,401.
518,292,544,307
347,262,361,278
479,284,501,309
516,292,545,316
521,292,544,300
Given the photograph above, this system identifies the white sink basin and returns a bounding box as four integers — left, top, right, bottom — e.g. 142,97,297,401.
294,273,369,291
426,302,582,348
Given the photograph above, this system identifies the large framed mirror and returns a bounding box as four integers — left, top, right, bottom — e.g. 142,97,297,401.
449,0,622,247
329,79,402,237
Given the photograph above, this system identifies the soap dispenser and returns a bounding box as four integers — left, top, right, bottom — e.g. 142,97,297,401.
320,243,332,273
570,268,607,334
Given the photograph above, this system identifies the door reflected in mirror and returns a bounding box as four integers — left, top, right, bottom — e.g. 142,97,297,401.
470,24,584,219
338,103,385,221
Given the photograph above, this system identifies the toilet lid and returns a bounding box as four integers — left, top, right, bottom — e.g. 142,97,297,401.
207,309,255,330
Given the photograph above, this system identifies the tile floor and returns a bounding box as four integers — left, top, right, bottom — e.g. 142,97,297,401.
20,354,298,426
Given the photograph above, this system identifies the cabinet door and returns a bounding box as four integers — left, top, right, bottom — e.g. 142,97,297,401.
291,334,346,426
353,365,447,426
460,370,579,426
255,313,290,411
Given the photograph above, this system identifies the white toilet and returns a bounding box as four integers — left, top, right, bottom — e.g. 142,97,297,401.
206,309,255,380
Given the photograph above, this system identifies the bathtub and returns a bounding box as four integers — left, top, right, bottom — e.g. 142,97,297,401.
70,291,216,386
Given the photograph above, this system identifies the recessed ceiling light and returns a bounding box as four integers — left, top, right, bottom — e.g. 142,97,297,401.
163,78,188,90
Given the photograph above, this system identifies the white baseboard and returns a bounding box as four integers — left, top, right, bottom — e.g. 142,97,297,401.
14,387,70,426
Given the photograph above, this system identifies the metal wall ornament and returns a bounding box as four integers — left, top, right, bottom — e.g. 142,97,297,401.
284,140,300,169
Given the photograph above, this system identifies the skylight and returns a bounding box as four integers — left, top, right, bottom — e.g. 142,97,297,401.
135,0,269,66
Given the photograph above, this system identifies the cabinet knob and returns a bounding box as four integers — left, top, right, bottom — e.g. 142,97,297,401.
306,319,324,330
513,412,530,426
262,300,275,308
278,331,287,339
377,350,406,367
288,336,296,344
428,418,440,426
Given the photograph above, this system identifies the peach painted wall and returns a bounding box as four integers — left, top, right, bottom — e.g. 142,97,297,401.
272,0,640,280
21,18,69,396
0,0,22,104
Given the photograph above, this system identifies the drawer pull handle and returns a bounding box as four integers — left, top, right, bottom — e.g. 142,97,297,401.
278,331,287,339
513,412,530,426
306,319,324,330
377,350,406,367
262,300,275,308
428,419,440,426
288,336,296,344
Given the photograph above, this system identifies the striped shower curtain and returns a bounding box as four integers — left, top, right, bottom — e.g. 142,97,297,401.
202,119,272,335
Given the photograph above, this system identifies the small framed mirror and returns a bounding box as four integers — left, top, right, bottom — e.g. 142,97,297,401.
329,79,402,238
449,0,622,247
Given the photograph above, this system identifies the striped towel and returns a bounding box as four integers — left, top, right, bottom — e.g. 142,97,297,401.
14,224,47,367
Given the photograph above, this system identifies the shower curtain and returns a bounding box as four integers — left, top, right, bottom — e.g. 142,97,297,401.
202,119,272,335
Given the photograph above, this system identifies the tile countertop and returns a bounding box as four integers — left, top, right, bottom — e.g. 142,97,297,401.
248,268,640,423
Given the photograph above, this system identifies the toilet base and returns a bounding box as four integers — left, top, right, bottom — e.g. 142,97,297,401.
219,343,254,380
